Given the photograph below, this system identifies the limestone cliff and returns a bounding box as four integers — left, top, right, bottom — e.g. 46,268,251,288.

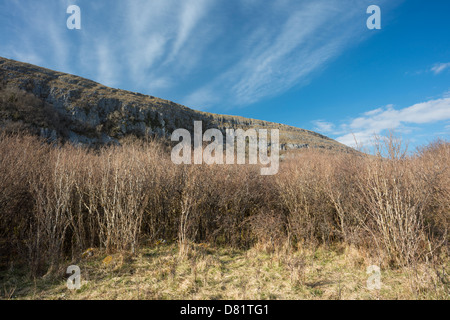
0,56,353,152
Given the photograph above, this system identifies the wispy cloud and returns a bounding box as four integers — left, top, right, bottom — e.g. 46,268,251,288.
312,120,335,133
184,0,398,109
0,1,70,72
431,62,450,75
332,97,450,146
96,41,119,87
166,0,210,64
1,0,398,110
1,0,214,96
114,0,214,95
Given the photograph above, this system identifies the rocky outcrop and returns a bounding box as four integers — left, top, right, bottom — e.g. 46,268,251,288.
0,56,354,153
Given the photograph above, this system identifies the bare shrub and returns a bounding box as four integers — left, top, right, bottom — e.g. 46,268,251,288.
276,150,337,247
248,209,286,252
176,165,208,257
355,134,431,266
63,147,99,258
0,131,447,273
95,145,152,253
211,164,272,248
323,152,365,245
416,139,450,254
140,142,179,243
28,149,74,274
0,134,47,272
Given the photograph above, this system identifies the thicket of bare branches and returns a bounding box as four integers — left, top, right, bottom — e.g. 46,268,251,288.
0,132,448,275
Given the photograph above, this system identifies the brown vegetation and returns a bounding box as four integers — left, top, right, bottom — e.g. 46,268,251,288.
0,132,448,299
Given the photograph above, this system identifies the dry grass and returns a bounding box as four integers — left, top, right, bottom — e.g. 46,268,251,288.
1,243,448,300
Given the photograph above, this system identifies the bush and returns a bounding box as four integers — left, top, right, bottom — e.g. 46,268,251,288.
0,132,448,274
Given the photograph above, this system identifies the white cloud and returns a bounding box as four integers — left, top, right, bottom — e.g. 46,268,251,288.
1,0,399,110
167,0,210,62
148,77,173,91
96,41,119,87
312,120,335,133
431,62,450,75
185,0,394,109
1,1,70,72
334,97,450,146
116,0,214,95
363,106,390,116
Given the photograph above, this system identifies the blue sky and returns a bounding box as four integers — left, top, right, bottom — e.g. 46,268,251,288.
1,0,449,149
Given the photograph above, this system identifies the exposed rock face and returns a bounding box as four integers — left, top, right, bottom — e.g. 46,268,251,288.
0,56,353,152
281,143,309,151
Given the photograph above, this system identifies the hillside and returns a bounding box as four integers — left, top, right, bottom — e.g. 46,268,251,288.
0,56,352,152
1,58,449,302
